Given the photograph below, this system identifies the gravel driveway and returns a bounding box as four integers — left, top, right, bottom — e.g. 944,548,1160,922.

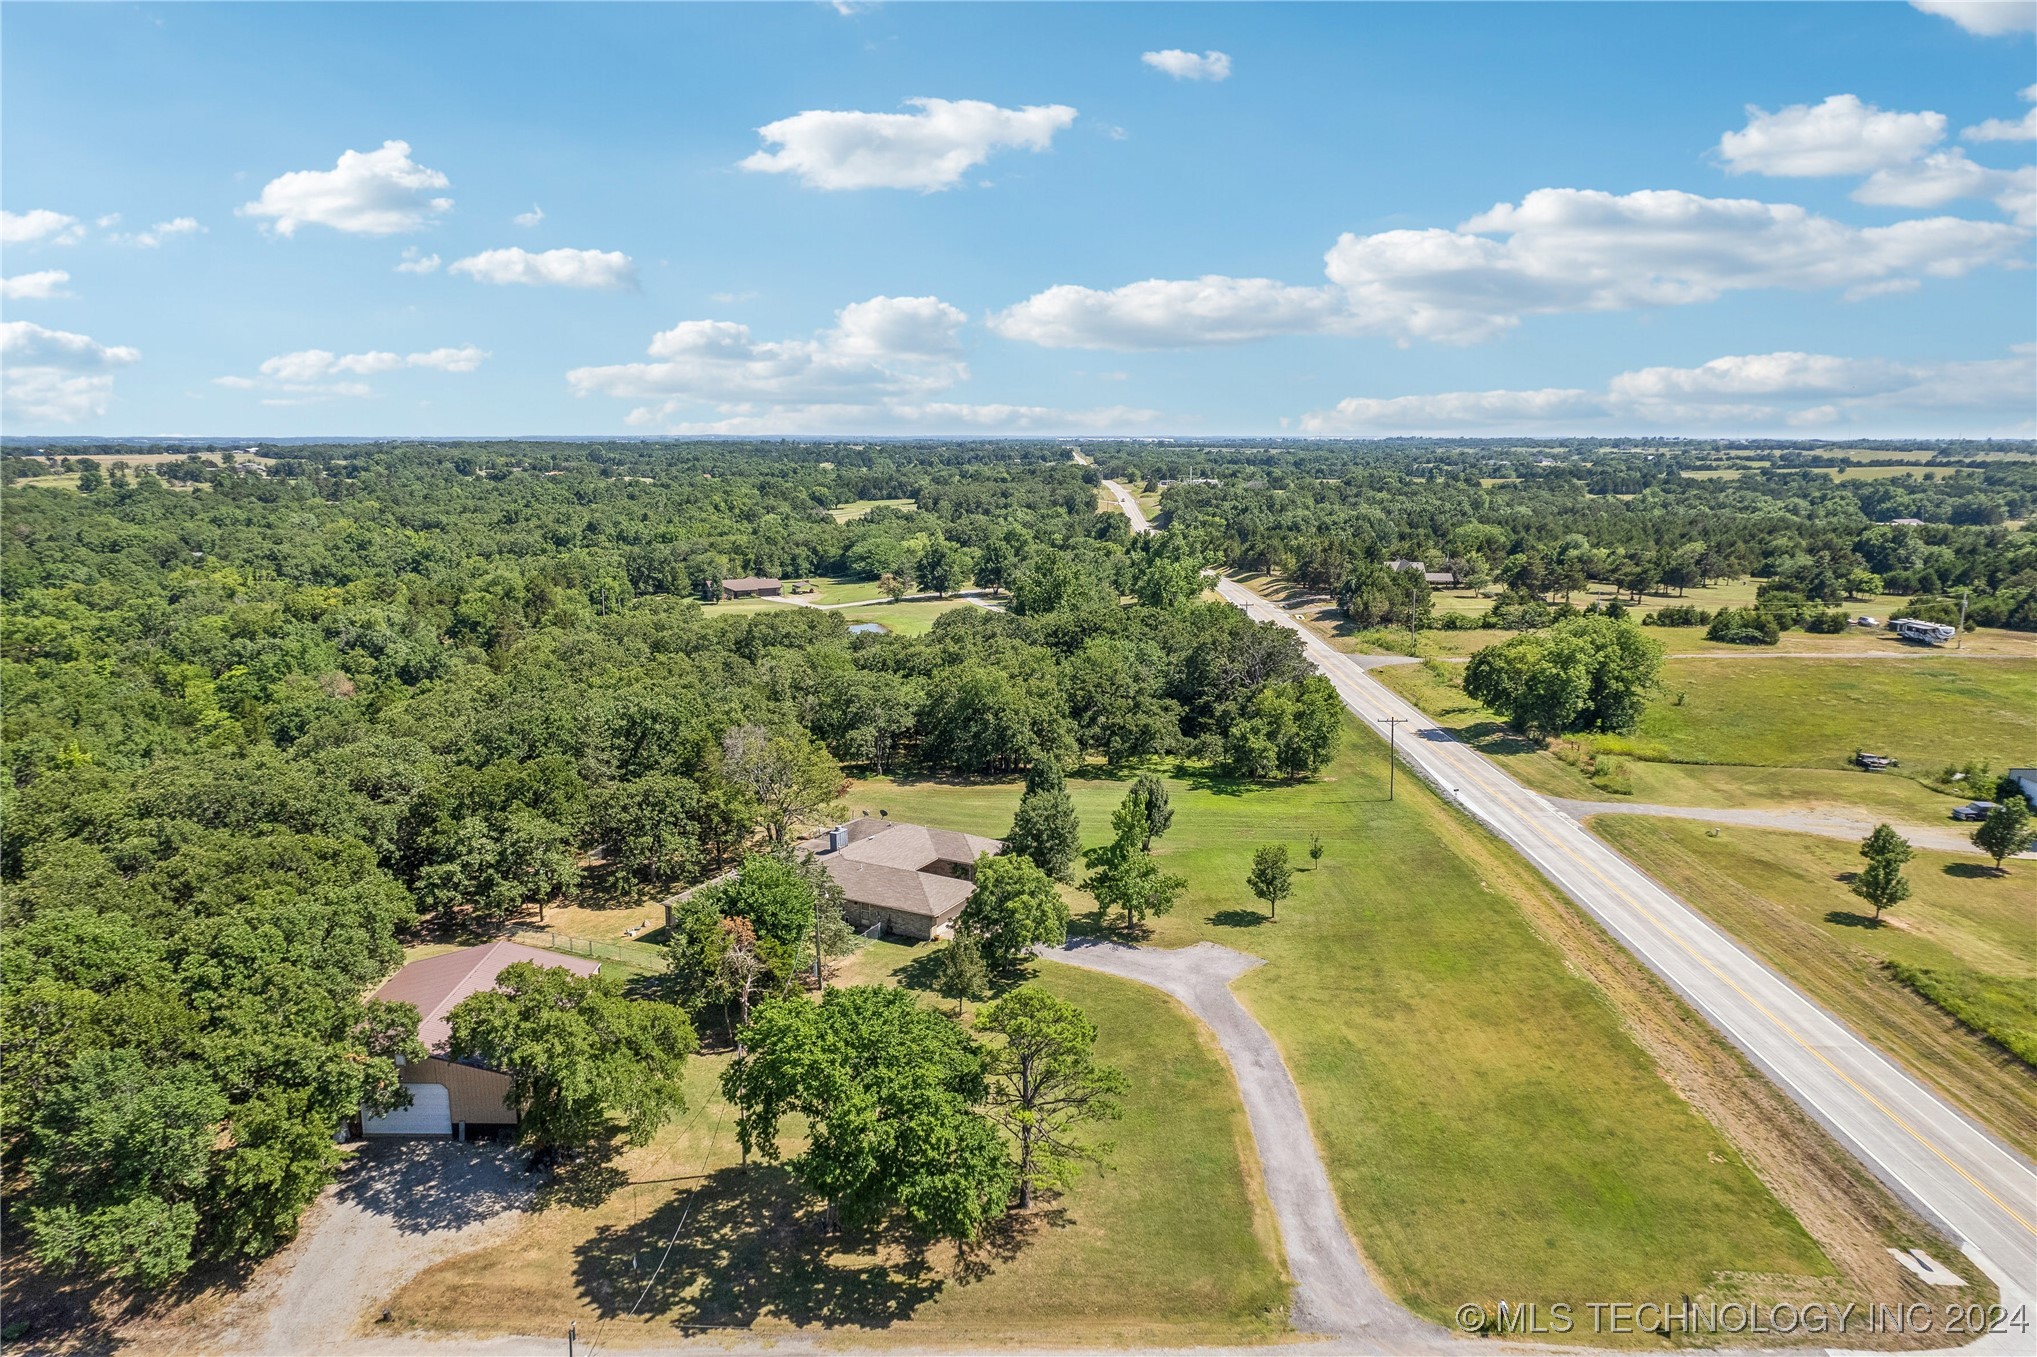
1043,938,1447,1350
1550,797,2032,858
210,1138,536,1354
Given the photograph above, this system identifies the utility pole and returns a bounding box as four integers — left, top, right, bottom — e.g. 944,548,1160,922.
1958,589,1969,650
1382,717,1408,800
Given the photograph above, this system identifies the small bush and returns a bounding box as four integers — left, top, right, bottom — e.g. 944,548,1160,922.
1803,609,1849,633
1706,607,1779,645
1646,605,1711,627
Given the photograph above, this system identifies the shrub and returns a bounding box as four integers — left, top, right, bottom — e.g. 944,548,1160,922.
1803,609,1849,633
1706,608,1779,645
1645,605,1710,627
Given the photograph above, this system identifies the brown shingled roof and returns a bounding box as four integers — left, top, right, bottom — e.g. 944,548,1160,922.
373,941,600,1054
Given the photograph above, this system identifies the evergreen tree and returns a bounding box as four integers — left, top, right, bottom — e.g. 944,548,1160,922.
1008,759,1082,881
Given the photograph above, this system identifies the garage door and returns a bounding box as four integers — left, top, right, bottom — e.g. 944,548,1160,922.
363,1082,451,1136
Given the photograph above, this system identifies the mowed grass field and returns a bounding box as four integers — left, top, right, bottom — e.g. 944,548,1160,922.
387,955,1288,1346
828,497,917,522
1373,654,2037,824
1593,818,2037,1159
850,722,1842,1330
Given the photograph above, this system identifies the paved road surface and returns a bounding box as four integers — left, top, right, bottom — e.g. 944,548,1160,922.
1550,798,2030,859
1214,574,2037,1338
1099,477,1155,534
1045,939,1446,1348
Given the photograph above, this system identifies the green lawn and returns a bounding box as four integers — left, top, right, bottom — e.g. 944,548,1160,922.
1593,817,2037,1158
828,498,917,523
390,943,1289,1346
838,598,982,637
1373,655,2036,823
850,722,1841,1330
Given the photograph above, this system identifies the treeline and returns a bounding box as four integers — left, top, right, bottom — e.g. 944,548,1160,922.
1121,447,2036,631
0,441,1338,1291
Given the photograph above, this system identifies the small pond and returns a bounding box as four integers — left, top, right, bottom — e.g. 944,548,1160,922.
848,621,890,635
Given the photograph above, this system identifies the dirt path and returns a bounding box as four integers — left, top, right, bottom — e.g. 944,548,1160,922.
1042,938,1449,1350
1550,797,2030,858
204,1140,537,1354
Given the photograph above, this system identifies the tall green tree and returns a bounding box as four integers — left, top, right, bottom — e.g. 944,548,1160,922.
448,962,696,1163
976,988,1126,1209
1852,825,1913,923
1247,844,1294,921
718,724,841,845
1463,615,1665,737
722,986,1016,1240
21,1050,225,1287
1082,819,1186,932
1127,774,1173,851
1007,760,1082,881
959,852,1069,970
1973,799,2034,874
934,930,991,1018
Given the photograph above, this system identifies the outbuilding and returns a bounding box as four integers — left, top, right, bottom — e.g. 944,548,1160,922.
720,576,782,598
362,941,600,1138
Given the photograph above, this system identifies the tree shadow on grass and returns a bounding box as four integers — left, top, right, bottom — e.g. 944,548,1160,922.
1824,910,1886,930
891,944,1032,997
572,1165,945,1330
954,1203,1072,1285
1942,862,1999,880
1207,909,1269,928
1450,721,1543,759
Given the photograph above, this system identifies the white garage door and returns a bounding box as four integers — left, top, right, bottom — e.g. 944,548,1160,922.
363,1082,451,1136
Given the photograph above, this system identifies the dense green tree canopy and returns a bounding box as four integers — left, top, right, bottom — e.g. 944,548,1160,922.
722,985,1016,1240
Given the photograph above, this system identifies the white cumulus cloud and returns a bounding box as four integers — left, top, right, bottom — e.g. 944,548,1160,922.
740,97,1077,191
1909,1,2037,35
1141,49,1232,81
571,295,966,405
449,247,637,289
238,140,453,236
513,204,545,227
395,247,442,274
1,321,139,424
1854,154,2036,225
1298,346,2037,434
1717,95,1946,176
1,209,84,246
996,187,2029,349
1964,84,2037,141
989,276,1351,349
1,270,73,301
111,216,205,248
217,344,488,401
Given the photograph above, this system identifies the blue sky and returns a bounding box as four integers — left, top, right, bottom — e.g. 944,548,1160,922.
3,1,2033,437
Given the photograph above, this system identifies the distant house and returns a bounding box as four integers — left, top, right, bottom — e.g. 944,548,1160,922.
2007,769,2037,810
807,818,1004,940
1885,517,1927,527
721,576,782,599
361,941,600,1139
1387,558,1456,586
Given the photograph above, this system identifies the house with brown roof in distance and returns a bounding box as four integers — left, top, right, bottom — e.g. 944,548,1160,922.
805,817,1004,940
720,575,782,598
361,941,600,1139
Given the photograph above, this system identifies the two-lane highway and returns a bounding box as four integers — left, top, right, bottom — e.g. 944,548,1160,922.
1210,574,2036,1333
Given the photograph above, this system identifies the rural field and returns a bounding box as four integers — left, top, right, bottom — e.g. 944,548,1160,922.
1593,817,2037,1158
1370,652,2037,827
385,958,1289,1347
835,718,1982,1338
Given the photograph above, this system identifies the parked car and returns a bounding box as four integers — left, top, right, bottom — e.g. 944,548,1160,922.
1951,801,1996,822
1853,751,1900,771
